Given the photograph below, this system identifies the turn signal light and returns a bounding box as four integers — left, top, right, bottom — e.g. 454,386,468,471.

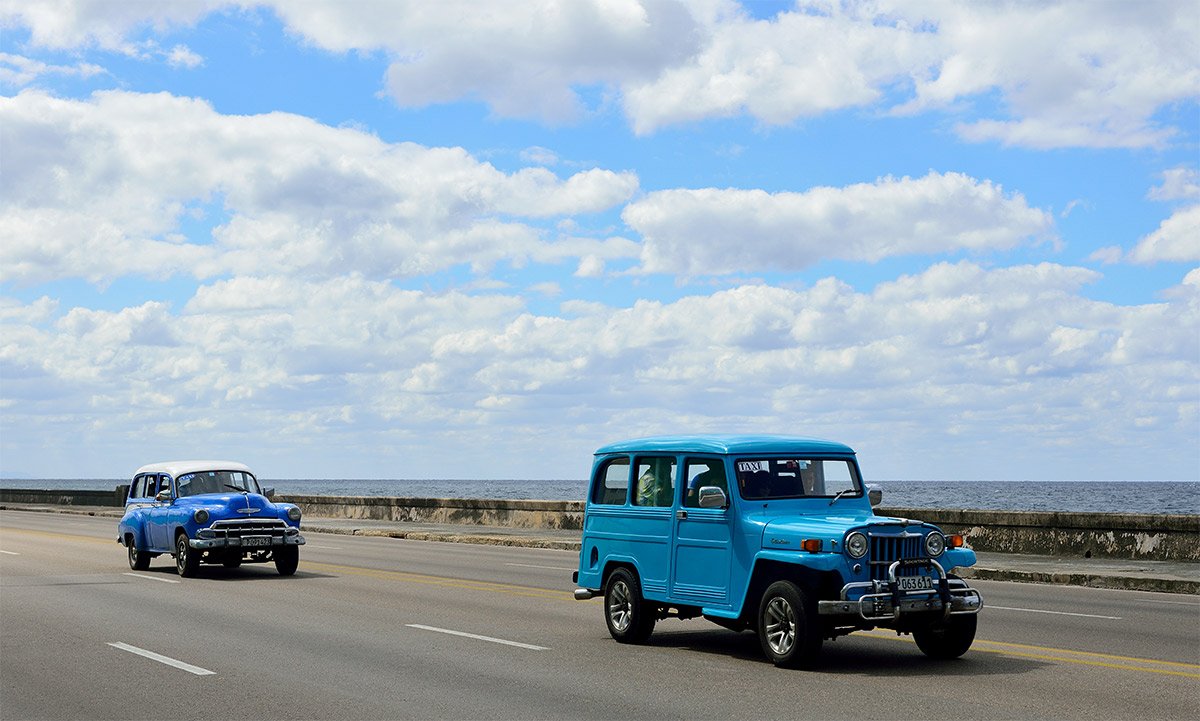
947,534,964,548
801,539,822,553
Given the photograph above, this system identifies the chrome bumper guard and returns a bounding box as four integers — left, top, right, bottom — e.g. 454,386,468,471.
817,558,983,622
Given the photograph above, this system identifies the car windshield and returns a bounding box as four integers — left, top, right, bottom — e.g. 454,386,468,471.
176,470,260,498
734,458,860,500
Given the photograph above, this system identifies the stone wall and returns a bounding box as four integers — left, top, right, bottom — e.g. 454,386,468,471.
877,507,1200,562
3,488,1196,562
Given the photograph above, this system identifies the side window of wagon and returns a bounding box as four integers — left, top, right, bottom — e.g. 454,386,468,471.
633,456,676,507
592,458,631,505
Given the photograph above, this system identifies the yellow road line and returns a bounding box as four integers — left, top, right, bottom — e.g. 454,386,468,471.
860,630,1200,679
0,527,113,545
302,560,575,601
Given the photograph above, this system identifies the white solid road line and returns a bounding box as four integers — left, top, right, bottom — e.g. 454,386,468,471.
406,624,549,651
0,550,19,555
987,605,1121,620
504,562,576,571
107,642,215,675
123,572,181,584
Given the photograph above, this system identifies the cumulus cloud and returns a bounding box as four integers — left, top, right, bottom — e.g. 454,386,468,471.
1128,206,1200,264
0,52,104,87
5,1,1194,147
623,172,1054,275
0,89,639,285
1148,167,1200,202
1,262,1195,477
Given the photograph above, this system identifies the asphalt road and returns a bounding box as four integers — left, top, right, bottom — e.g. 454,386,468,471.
1,510,1197,721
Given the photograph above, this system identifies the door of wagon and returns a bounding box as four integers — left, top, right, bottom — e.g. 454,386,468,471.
146,475,174,551
670,457,732,607
627,455,677,598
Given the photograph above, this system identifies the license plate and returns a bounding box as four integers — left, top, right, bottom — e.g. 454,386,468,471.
242,536,270,547
897,575,933,591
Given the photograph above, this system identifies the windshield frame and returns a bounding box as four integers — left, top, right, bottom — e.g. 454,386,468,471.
733,455,863,501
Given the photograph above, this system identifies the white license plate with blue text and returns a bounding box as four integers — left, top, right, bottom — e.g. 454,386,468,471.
897,575,934,591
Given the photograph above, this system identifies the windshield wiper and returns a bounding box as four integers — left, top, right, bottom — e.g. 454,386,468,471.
828,488,856,506
224,483,247,493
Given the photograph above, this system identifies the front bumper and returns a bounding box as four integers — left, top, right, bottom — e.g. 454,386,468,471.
817,558,982,621
189,526,305,550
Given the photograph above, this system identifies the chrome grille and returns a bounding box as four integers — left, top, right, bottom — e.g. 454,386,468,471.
208,519,287,538
868,531,924,581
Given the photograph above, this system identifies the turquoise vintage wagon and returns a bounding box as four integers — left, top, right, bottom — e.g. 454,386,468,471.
572,435,982,667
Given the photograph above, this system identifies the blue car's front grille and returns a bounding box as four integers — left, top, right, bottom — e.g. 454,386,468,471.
206,519,288,539
868,532,925,580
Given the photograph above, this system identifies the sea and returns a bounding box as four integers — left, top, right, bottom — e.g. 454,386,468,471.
1,478,1197,515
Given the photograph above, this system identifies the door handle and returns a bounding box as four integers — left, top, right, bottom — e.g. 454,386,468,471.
676,509,688,520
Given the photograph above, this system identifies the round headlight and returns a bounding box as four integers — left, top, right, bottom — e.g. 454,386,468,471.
193,509,210,525
924,532,946,557
845,531,868,559
287,506,301,522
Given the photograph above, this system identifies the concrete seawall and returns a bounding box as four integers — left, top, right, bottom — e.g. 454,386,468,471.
3,488,1197,563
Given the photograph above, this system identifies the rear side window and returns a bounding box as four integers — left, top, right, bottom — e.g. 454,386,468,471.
592,458,630,505
633,456,676,507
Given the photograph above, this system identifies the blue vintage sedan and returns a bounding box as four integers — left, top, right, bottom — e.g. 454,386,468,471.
117,460,305,577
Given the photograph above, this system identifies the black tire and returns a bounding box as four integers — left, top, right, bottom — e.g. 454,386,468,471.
914,614,977,659
274,545,299,576
175,532,200,577
604,568,656,643
757,580,822,668
126,538,151,571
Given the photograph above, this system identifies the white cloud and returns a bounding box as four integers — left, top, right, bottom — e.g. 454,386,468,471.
1,262,1194,478
1148,167,1200,202
623,171,1053,275
0,89,639,285
0,52,104,87
166,44,203,69
6,1,1194,147
1128,206,1200,264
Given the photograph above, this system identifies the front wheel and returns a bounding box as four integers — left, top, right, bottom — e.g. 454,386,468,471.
274,545,298,576
175,533,200,577
127,540,150,571
914,614,977,659
757,581,822,668
604,568,656,643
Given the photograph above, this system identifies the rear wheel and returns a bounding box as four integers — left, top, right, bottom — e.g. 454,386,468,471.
914,614,977,659
126,539,150,571
757,581,822,668
274,545,298,576
604,568,656,643
175,533,200,577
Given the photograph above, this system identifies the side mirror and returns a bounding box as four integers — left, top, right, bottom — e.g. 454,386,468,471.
155,489,172,503
867,484,882,507
263,487,276,499
697,486,728,509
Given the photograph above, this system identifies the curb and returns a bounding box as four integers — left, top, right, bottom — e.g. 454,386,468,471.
958,566,1200,595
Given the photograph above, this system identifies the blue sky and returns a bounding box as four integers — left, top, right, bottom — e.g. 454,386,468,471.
1,1,1197,482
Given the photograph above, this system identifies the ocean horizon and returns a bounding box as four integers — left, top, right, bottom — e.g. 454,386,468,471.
2,478,1197,515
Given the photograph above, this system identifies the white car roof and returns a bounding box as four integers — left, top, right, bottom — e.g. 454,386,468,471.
133,460,254,479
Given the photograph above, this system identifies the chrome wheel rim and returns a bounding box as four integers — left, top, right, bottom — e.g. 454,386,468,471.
608,580,632,632
176,536,187,573
127,543,136,568
764,597,796,656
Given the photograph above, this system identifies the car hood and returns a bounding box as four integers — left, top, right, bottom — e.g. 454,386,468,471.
179,492,277,516
758,515,934,550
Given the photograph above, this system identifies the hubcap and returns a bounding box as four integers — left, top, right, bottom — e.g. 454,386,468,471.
176,537,187,572
764,597,796,655
608,580,632,632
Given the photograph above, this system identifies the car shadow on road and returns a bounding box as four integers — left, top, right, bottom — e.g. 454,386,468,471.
644,627,1047,677
136,565,337,581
